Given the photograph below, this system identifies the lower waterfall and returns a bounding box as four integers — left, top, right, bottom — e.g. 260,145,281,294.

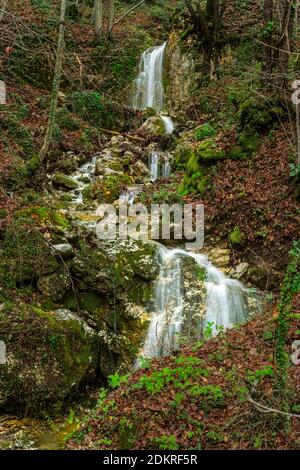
139,244,251,359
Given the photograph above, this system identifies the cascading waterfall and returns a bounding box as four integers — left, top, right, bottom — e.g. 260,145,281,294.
139,244,250,359
133,42,174,135
133,43,167,111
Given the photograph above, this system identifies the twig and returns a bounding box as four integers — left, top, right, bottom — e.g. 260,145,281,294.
247,393,300,418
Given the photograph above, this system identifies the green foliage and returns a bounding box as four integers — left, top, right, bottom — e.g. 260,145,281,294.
275,241,300,390
70,91,116,129
194,123,216,141
151,189,183,205
31,0,51,13
246,366,274,385
154,435,179,450
134,356,209,395
108,372,129,389
289,163,300,180
56,108,79,131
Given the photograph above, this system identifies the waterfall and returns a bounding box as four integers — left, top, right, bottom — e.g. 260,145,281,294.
139,244,250,359
149,152,171,181
133,43,167,111
149,152,159,182
133,43,175,135
161,115,174,135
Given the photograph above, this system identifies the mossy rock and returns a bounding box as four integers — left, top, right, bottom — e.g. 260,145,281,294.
83,174,132,204
229,226,247,246
0,222,59,286
0,304,99,415
237,96,284,133
52,173,78,190
140,115,167,137
196,139,226,162
37,272,71,303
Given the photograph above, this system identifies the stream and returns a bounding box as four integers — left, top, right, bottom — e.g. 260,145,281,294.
0,42,261,450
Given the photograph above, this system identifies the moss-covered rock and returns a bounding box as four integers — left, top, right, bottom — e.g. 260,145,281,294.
140,115,168,138
196,139,226,162
0,222,59,286
0,304,99,415
37,272,71,303
52,173,78,191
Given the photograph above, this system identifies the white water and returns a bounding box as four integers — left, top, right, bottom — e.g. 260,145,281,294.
149,152,171,181
149,152,159,182
161,115,175,135
70,156,97,204
140,244,250,359
133,43,167,111
133,43,175,135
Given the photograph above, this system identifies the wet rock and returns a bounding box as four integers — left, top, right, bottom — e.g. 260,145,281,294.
129,160,149,177
139,115,167,138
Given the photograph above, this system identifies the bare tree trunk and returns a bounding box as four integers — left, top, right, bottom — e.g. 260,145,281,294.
108,0,115,37
39,0,67,162
261,0,273,85
0,0,8,22
94,0,103,38
277,0,295,87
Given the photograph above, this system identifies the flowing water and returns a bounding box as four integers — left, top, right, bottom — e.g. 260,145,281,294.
133,43,174,135
149,152,171,181
139,244,251,359
133,43,167,111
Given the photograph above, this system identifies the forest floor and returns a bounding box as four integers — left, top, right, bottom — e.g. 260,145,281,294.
67,302,300,450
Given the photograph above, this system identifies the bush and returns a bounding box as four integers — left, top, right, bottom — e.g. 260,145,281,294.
70,91,117,129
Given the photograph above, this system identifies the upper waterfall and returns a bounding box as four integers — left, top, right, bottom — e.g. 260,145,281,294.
133,42,167,112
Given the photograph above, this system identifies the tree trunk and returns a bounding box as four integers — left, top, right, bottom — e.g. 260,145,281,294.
277,0,295,87
39,0,67,162
0,0,8,22
108,0,115,37
261,0,273,85
94,0,103,38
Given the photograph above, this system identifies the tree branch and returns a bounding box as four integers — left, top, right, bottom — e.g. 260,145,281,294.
109,0,146,35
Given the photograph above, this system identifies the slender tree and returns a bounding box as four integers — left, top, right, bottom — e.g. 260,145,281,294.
108,0,115,37
261,0,273,85
0,0,8,22
40,0,67,162
94,0,103,38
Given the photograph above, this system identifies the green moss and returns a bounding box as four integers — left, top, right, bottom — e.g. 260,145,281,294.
0,303,98,415
229,226,247,246
0,220,59,286
196,139,226,162
81,291,103,313
194,123,216,141
56,107,80,131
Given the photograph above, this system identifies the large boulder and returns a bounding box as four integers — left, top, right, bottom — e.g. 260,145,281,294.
52,173,78,190
139,115,168,138
0,304,99,415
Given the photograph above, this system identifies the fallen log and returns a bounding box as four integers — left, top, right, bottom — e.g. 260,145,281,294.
98,127,146,143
